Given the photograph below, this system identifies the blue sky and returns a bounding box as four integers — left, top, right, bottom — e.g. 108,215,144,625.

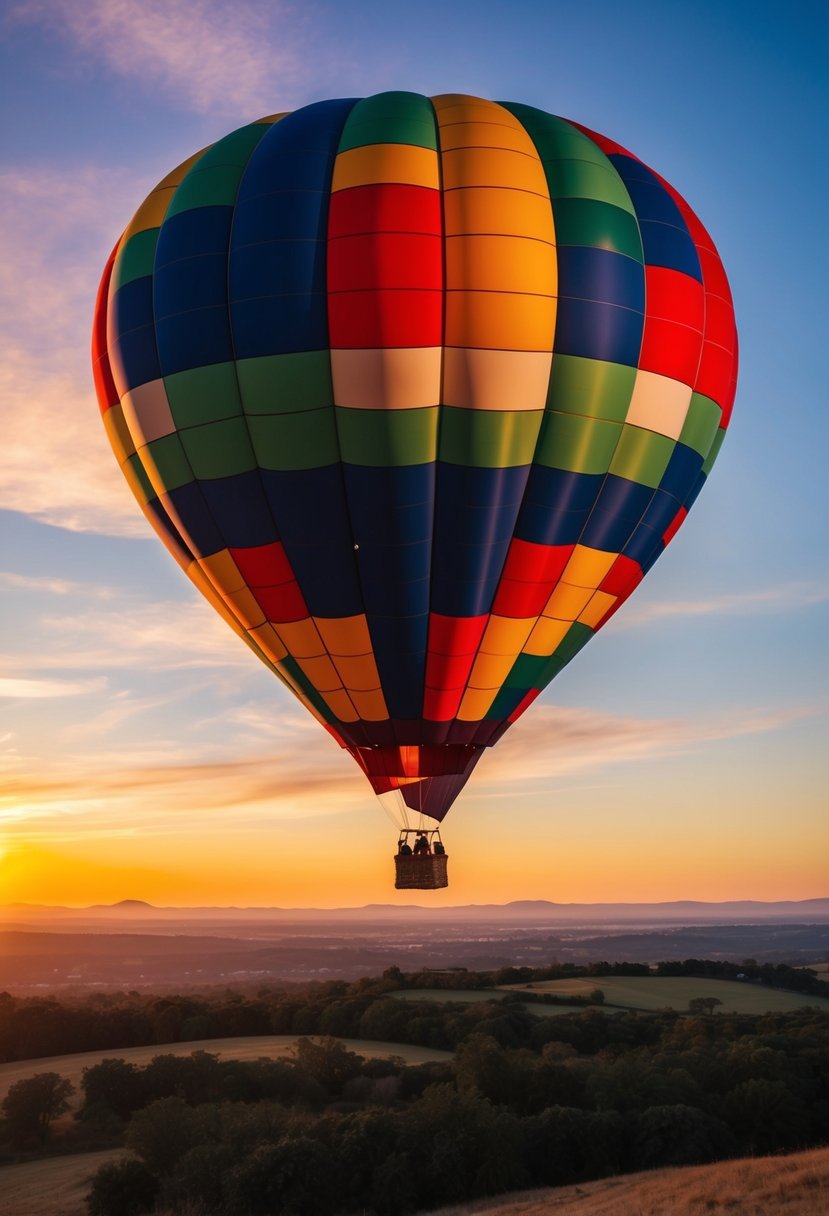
0,0,827,906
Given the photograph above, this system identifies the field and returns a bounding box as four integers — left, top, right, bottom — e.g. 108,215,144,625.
0,1148,120,1216
0,1035,452,1110
390,977,829,1016
426,1145,829,1215
499,975,829,1014
1,1144,827,1216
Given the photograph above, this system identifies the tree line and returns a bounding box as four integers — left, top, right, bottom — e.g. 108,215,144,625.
0,957,825,1064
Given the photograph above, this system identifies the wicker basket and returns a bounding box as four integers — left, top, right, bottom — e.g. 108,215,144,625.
394,852,449,890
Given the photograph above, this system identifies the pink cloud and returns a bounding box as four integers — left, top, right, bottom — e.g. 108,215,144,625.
0,166,151,535
11,0,318,117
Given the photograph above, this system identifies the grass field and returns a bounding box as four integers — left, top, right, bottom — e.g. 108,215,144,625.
0,1148,121,1216
499,975,829,1014
2,1144,827,1216
425,1145,829,1215
0,1035,452,1110
391,978,829,1017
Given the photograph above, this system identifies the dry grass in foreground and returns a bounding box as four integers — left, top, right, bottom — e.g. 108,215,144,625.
424,1145,829,1215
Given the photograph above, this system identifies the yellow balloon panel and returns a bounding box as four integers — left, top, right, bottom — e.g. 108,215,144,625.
331,143,440,191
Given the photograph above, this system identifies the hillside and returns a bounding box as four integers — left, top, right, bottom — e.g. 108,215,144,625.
427,1145,829,1214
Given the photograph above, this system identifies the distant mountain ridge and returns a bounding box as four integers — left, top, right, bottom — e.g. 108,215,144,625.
3,897,829,923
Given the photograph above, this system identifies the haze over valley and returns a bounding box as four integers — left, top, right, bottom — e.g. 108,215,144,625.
2,899,827,991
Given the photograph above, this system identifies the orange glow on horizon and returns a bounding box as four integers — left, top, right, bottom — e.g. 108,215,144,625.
2,811,826,910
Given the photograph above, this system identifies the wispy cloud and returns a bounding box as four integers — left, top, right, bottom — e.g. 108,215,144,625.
11,0,318,117
0,165,151,536
2,701,821,842
0,718,355,840
0,572,115,597
618,582,829,628
0,598,250,674
480,701,824,789
0,676,106,699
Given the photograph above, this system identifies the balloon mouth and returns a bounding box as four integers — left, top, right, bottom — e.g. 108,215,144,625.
348,743,484,822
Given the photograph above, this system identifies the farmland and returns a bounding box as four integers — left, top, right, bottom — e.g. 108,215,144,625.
391,976,829,1016
0,1148,121,1216
500,975,829,1014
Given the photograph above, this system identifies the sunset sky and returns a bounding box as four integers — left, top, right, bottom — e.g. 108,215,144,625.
1,0,827,908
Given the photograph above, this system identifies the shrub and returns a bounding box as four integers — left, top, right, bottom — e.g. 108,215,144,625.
86,1157,158,1216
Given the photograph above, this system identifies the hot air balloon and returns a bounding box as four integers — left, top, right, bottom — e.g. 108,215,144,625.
92,93,737,890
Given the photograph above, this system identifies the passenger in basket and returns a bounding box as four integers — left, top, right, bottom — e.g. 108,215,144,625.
399,839,413,855
413,833,430,855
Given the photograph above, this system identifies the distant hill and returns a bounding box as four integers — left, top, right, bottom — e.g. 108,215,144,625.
94,899,155,910
3,897,829,923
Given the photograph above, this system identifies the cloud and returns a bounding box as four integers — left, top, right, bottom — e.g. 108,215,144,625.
0,572,115,597
618,582,829,628
11,0,317,117
0,719,357,840
0,676,107,699
0,165,138,353
478,701,824,790
0,597,251,674
2,700,821,842
0,165,151,536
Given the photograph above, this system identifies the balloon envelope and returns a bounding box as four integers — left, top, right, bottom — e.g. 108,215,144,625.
93,93,737,822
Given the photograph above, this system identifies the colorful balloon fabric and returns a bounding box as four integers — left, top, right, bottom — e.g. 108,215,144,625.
93,93,737,822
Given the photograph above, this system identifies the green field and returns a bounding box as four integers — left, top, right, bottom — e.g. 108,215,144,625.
0,1035,452,1109
500,976,829,1015
390,977,829,1017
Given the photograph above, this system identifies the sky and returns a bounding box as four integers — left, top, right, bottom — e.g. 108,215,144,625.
0,0,827,909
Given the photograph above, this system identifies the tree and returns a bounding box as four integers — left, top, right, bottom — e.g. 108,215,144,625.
2,1071,74,1146
631,1104,734,1169
689,996,724,1016
225,1136,337,1216
81,1058,143,1121
723,1078,810,1153
86,1157,158,1216
398,1083,528,1207
126,1096,200,1175
290,1036,364,1095
523,1106,624,1186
